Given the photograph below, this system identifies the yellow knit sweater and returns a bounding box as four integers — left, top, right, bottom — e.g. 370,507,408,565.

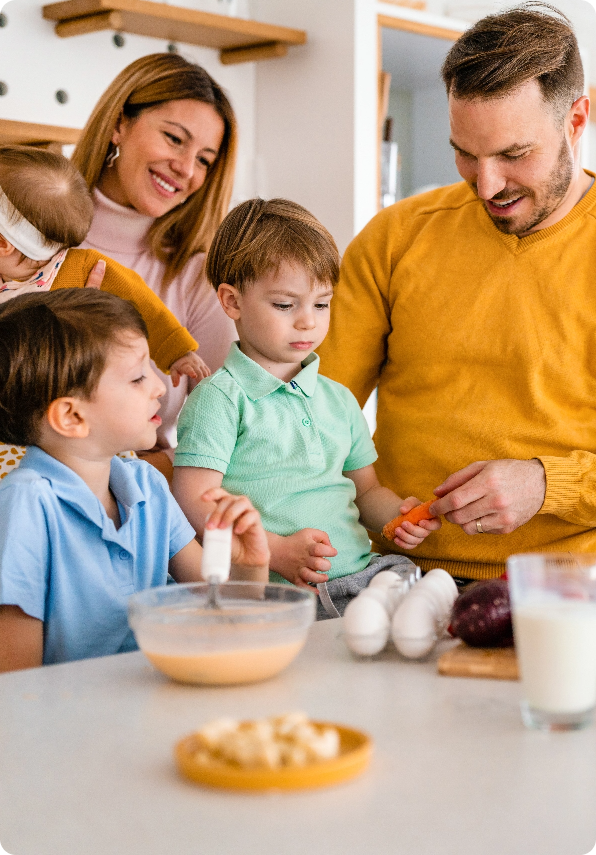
318,175,596,579
52,248,197,373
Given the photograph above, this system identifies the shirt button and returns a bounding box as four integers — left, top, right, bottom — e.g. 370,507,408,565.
119,550,129,560
302,418,311,427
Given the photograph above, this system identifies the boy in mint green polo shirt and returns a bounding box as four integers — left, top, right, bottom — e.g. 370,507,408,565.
173,199,441,618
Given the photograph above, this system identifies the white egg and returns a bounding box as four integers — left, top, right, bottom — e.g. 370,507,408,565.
368,570,403,591
359,586,391,611
344,595,390,656
421,569,458,602
415,580,452,620
395,636,435,659
368,572,410,615
409,586,442,619
391,591,437,659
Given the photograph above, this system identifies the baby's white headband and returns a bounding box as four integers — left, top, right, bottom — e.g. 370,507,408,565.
0,186,62,261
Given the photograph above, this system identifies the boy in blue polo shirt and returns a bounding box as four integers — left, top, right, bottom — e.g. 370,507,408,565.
173,199,440,619
0,289,268,671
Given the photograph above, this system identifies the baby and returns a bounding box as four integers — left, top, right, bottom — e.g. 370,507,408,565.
0,289,268,671
173,198,441,619
0,145,208,478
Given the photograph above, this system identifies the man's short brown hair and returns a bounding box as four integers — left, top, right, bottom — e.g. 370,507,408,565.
0,289,148,445
205,198,340,293
441,4,584,119
0,146,94,250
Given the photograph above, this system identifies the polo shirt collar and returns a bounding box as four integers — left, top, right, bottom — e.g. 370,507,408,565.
289,352,319,397
224,342,320,400
20,447,145,534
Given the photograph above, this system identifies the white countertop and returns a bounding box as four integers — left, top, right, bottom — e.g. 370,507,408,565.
1,620,595,855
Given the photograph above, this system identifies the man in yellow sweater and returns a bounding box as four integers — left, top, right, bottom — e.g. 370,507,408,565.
318,6,596,581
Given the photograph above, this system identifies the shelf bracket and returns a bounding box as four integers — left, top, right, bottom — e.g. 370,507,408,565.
54,10,123,37
219,41,287,65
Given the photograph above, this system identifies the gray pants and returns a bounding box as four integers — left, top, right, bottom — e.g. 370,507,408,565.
316,553,417,620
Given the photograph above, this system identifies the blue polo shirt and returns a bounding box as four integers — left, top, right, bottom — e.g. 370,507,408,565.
175,344,378,583
0,447,195,664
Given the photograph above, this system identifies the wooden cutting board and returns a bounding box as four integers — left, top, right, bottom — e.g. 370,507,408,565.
438,642,519,680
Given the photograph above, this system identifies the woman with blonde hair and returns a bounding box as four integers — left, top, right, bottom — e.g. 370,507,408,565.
73,53,238,477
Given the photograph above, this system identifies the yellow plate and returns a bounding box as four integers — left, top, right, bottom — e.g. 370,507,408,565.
175,722,372,791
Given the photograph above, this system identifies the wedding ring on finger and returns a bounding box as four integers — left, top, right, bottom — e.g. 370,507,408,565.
476,520,484,534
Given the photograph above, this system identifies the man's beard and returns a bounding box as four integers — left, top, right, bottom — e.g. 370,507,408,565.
473,138,574,236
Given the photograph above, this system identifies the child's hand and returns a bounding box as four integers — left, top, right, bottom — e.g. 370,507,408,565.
390,496,441,550
268,529,338,590
202,487,269,579
170,351,211,388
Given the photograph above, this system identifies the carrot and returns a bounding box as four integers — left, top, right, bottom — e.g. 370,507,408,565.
382,499,437,541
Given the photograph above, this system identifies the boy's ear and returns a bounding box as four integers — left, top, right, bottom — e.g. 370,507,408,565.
0,235,17,258
45,398,90,439
217,283,242,321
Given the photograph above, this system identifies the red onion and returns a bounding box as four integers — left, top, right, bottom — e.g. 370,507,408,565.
450,579,514,647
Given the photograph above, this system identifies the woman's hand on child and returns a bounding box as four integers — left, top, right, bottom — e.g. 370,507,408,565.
390,496,442,550
84,259,106,289
267,529,338,590
170,351,211,388
202,487,270,578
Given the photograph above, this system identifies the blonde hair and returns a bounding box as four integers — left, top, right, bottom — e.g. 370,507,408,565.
72,53,237,286
0,146,93,249
206,198,340,293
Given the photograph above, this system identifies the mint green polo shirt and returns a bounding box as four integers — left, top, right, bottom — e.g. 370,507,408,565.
175,343,378,583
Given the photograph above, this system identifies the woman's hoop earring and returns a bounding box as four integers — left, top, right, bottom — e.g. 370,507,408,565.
106,145,120,168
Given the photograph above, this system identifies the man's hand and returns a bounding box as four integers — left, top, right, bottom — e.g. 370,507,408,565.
268,529,338,590
430,459,546,535
170,351,211,387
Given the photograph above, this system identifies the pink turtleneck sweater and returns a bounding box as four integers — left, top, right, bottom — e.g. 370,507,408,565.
82,189,236,447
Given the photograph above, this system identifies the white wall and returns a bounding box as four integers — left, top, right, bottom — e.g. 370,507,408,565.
354,0,381,237
0,0,257,203
253,0,373,253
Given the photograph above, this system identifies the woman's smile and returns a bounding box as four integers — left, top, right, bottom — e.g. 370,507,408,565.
99,100,225,218
149,168,183,197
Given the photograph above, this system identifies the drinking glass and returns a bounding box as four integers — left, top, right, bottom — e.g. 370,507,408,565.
507,553,596,731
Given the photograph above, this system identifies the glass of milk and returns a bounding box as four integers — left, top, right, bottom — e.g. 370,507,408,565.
507,553,596,731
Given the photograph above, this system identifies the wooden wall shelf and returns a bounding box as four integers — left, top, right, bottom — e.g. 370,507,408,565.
378,13,462,41
42,0,307,64
0,119,81,147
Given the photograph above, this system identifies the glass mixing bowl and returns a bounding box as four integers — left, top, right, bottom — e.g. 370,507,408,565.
128,582,315,685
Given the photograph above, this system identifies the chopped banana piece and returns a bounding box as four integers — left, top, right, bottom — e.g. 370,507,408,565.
196,717,238,751
191,713,341,769
273,711,310,736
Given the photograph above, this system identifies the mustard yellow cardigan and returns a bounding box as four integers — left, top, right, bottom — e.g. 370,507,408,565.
318,175,596,579
52,248,197,373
